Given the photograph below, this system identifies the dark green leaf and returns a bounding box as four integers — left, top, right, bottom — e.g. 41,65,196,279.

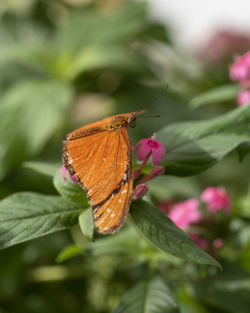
178,286,209,313
0,192,83,249
157,104,250,176
130,200,221,268
237,142,250,162
190,84,239,108
53,168,89,206
193,273,250,313
113,274,176,313
78,208,94,241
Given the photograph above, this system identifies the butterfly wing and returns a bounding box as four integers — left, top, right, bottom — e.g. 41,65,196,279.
63,126,133,234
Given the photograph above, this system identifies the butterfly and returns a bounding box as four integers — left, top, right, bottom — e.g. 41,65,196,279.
62,111,145,234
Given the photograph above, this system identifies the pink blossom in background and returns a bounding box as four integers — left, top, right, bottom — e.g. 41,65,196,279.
134,135,166,166
158,200,176,215
190,233,208,250
230,51,250,83
201,187,230,214
61,165,78,183
213,238,224,250
168,199,202,229
237,89,250,106
199,30,250,64
133,184,148,200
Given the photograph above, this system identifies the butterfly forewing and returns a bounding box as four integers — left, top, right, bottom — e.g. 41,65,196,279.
63,116,134,234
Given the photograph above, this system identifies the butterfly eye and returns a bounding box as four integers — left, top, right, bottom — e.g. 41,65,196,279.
128,115,136,128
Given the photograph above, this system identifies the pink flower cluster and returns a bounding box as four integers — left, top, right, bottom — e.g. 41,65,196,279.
158,186,231,253
230,51,250,106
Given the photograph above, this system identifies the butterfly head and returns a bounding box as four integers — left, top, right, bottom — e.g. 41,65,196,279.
109,111,145,130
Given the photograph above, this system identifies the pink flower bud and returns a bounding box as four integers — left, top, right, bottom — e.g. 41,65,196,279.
133,184,148,200
190,233,208,250
201,187,230,214
139,166,165,184
61,165,78,183
213,238,224,250
237,89,250,106
168,199,202,229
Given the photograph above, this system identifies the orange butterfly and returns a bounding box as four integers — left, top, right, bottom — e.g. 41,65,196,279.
62,111,144,234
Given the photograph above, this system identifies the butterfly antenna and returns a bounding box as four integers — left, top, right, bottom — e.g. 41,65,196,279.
136,84,168,118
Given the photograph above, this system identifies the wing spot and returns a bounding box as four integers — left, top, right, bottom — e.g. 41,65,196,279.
118,199,122,203
103,157,106,161
122,189,127,194
111,213,115,218
107,208,111,213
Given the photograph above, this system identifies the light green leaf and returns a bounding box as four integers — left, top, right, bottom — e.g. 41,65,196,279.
23,161,60,177
130,200,221,268
53,168,89,206
113,274,176,313
56,244,84,263
78,208,94,241
55,2,147,51
190,84,240,108
157,104,250,176
0,192,83,249
0,79,73,179
63,45,143,81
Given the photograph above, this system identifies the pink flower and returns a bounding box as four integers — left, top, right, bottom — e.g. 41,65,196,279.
230,51,250,83
133,184,148,200
198,30,250,64
212,238,224,250
168,199,202,229
134,136,166,166
190,233,208,250
237,89,250,106
201,187,230,214
158,200,176,215
61,165,78,183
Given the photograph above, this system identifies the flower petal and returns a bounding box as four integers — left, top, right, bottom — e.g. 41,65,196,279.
137,142,151,161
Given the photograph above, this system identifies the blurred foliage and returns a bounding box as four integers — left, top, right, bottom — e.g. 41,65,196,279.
0,1,250,313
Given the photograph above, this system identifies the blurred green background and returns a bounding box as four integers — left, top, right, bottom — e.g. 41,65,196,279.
1,1,250,312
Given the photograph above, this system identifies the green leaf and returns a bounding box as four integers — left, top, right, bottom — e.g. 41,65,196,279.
55,2,147,51
237,142,250,162
190,84,239,108
178,286,209,313
157,104,250,176
56,244,84,263
0,79,73,179
53,168,89,206
23,161,60,177
78,208,94,241
0,192,83,249
113,274,176,313
63,45,143,81
130,200,221,268
193,274,250,313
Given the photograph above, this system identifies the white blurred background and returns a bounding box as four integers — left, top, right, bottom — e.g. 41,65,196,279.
149,0,250,49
